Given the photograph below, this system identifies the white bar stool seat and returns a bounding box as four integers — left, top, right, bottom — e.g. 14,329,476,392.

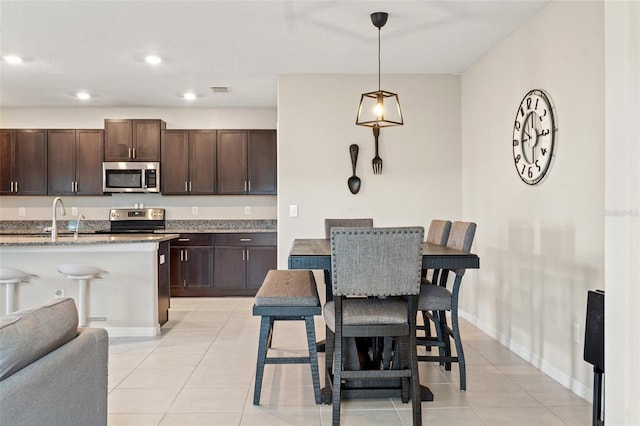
57,264,106,326
0,268,36,315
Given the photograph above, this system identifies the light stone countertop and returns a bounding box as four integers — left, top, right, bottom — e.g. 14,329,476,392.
0,233,179,246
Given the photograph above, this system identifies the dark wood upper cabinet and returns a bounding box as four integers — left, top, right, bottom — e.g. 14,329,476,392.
104,119,165,161
248,130,277,194
216,129,276,195
0,129,48,195
161,130,216,195
48,129,104,195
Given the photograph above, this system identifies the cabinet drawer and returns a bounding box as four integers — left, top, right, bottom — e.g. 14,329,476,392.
171,233,212,246
213,232,276,246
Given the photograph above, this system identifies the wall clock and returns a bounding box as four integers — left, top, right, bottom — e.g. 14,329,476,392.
512,89,556,185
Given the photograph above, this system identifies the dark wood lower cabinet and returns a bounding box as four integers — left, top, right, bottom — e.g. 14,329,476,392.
170,232,276,297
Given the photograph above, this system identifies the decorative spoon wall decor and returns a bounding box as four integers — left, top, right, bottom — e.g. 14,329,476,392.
347,144,361,194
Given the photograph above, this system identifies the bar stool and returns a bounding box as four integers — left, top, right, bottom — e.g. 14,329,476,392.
0,267,36,315
57,264,106,326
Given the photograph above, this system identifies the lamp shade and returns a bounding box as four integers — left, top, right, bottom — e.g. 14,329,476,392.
356,89,404,127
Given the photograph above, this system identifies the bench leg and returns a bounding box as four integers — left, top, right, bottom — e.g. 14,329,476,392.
304,316,322,404
253,315,272,405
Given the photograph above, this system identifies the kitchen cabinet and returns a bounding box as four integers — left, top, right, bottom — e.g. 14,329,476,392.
161,130,216,194
158,240,170,325
104,119,165,161
0,129,48,195
213,232,277,296
48,129,104,195
170,234,214,297
216,130,276,194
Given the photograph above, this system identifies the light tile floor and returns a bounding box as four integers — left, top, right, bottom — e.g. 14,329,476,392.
107,297,591,426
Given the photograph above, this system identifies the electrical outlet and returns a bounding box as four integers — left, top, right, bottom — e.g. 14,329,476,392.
244,206,251,215
191,206,198,215
71,207,78,216
289,205,298,217
572,322,580,344
18,207,26,217
54,289,65,298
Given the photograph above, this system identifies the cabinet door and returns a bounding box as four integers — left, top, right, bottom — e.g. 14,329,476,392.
47,130,76,195
183,246,214,291
161,130,189,194
246,246,277,290
0,130,14,194
170,246,185,295
189,130,216,194
248,130,277,194
104,119,132,161
216,130,247,194
132,120,163,161
213,246,246,290
15,130,47,195
75,130,104,195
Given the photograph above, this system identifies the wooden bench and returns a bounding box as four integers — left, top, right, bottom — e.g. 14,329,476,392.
252,269,321,405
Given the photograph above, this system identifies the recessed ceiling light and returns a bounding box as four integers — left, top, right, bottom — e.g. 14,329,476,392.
183,92,196,101
145,55,163,65
210,86,229,93
3,55,23,64
76,92,91,100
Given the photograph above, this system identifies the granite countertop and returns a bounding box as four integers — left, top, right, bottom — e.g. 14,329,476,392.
0,219,277,235
0,233,179,246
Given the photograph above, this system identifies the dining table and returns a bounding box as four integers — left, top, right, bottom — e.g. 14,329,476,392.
287,238,480,402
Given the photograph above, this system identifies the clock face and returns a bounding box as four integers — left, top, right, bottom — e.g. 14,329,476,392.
512,89,556,185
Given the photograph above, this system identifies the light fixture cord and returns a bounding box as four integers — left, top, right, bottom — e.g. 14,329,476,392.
377,26,381,91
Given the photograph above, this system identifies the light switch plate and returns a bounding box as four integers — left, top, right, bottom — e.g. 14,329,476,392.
18,207,26,217
289,205,298,217
192,206,198,215
71,207,78,216
244,206,251,215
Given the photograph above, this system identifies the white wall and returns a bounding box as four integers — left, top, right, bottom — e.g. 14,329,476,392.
461,0,604,399
0,107,278,221
604,1,640,423
277,74,462,267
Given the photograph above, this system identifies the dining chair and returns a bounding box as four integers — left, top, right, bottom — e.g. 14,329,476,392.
417,221,476,391
324,218,373,239
417,220,452,350
324,226,424,426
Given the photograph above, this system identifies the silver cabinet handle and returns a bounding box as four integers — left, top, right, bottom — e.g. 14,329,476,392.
180,250,184,261
244,181,247,191
71,182,75,192
128,148,132,159
184,250,188,262
189,181,192,192
132,148,136,159
178,238,190,242
10,181,14,192
242,250,245,261
248,181,251,192
240,238,251,242
14,181,18,193
185,181,188,192
246,249,249,262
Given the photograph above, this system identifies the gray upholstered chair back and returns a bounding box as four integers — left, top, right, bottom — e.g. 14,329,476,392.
324,218,373,239
447,221,476,253
330,227,424,297
426,220,452,245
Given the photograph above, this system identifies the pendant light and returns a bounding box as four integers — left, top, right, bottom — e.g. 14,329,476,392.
356,12,403,174
356,12,403,128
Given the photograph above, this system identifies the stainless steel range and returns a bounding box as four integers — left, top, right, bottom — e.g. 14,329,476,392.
97,208,166,233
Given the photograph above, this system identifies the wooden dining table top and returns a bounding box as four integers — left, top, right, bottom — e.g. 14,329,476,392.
288,238,480,271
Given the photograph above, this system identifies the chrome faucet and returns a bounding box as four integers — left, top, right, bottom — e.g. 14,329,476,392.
74,215,85,239
50,197,66,241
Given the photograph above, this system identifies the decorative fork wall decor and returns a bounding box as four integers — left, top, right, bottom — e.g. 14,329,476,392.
371,125,383,174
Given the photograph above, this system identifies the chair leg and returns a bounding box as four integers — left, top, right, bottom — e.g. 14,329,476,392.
324,325,335,404
304,316,322,404
409,330,422,426
332,331,343,426
451,305,466,391
253,315,271,405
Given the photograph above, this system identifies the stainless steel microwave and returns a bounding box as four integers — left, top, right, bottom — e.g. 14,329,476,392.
103,162,160,193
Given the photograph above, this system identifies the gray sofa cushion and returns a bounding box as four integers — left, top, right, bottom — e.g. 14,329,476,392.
0,297,79,380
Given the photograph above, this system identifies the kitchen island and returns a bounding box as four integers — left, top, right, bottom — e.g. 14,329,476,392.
0,233,178,337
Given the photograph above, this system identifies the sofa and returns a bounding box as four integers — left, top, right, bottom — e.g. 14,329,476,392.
0,297,108,426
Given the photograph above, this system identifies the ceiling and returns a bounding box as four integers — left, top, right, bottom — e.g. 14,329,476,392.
0,0,548,109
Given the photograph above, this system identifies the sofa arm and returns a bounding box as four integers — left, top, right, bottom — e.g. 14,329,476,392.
0,327,108,426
